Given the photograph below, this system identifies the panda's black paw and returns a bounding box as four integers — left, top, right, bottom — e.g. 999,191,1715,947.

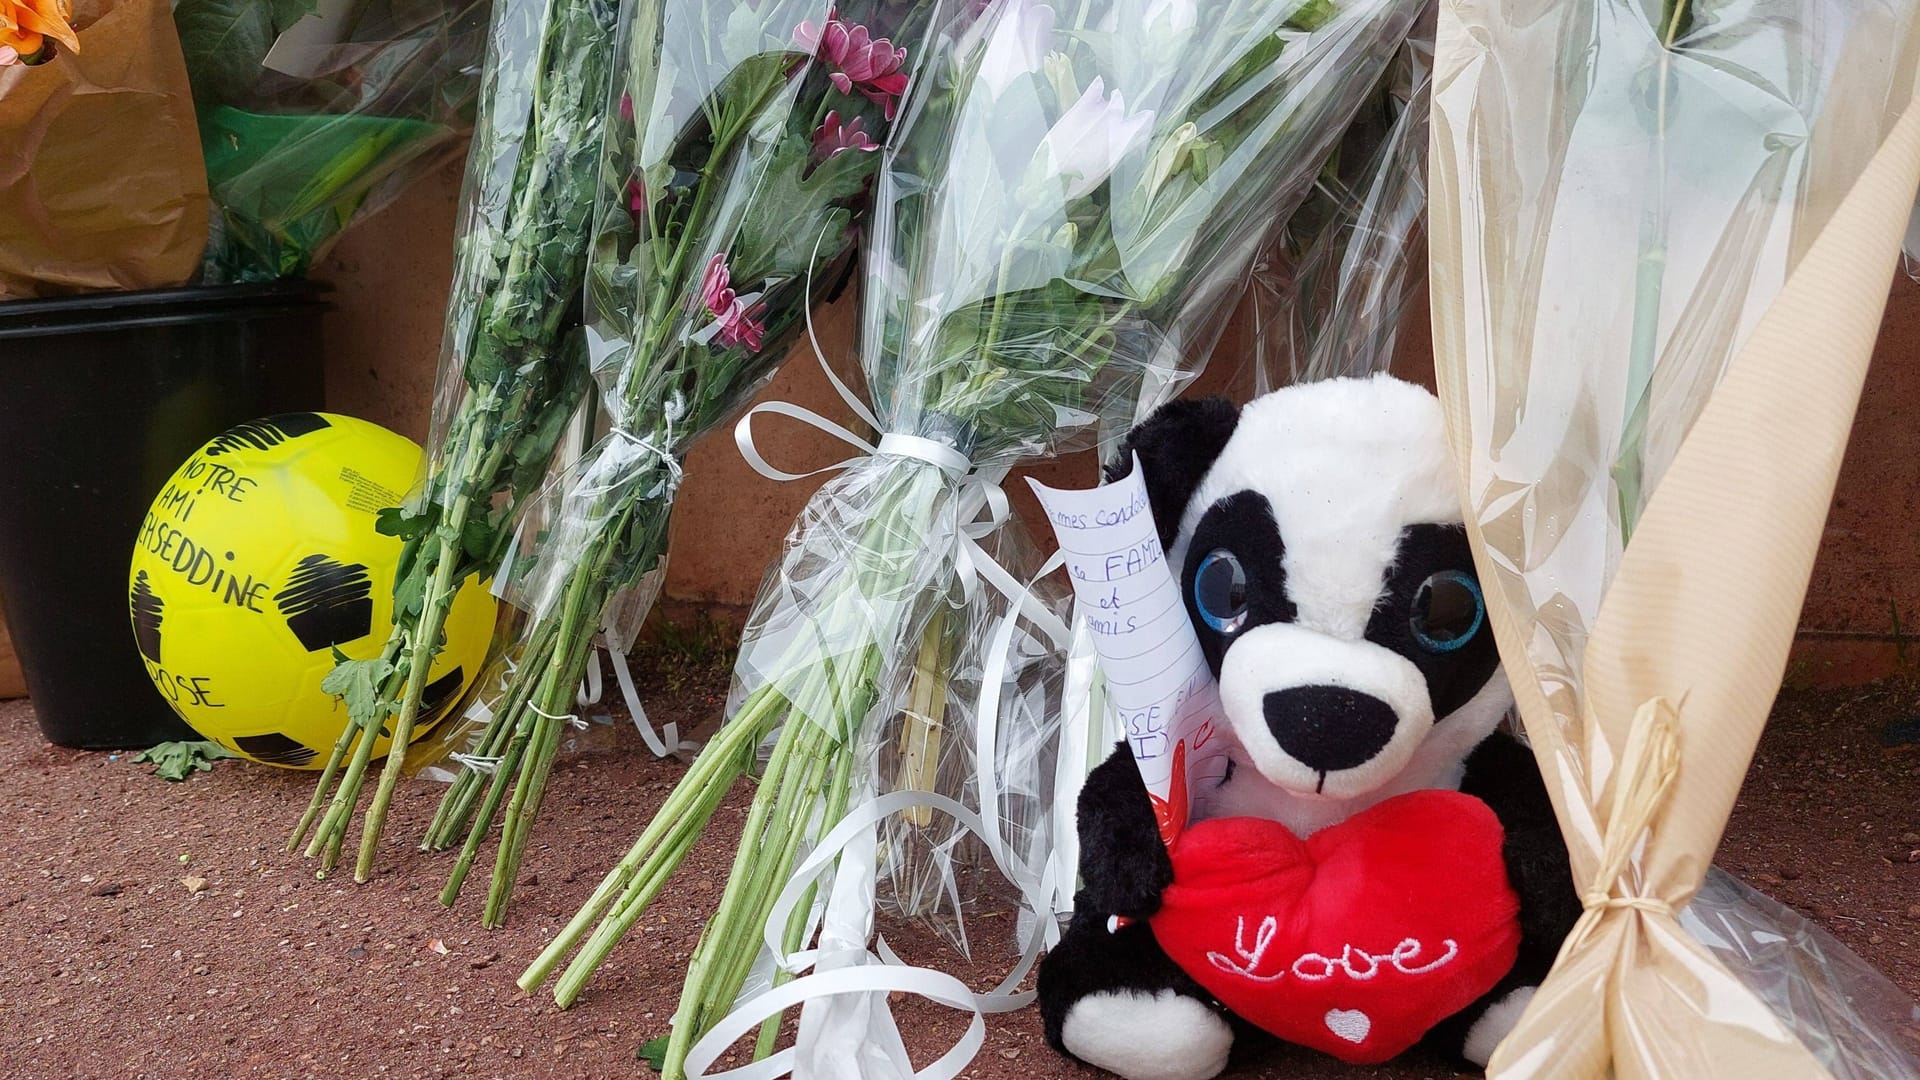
1041,901,1232,1080
1077,743,1176,918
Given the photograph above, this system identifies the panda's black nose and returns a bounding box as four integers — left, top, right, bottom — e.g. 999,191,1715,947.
1262,686,1400,773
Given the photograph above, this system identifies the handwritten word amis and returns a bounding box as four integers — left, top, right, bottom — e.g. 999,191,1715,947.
135,515,270,613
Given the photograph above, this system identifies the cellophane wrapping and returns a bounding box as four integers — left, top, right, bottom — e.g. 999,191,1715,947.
1430,0,1920,1073
713,0,1429,1027
421,0,942,928
499,0,939,650
177,0,490,282
287,0,619,884
1249,29,1431,392
870,20,1444,961
867,507,1072,958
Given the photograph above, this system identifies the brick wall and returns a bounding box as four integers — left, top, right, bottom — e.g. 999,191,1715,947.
298,166,1920,689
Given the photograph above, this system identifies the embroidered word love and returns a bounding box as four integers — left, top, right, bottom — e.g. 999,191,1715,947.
1206,915,1459,985
1151,792,1522,1062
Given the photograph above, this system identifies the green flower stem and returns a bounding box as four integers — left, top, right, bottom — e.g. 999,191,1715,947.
357,533,465,881
431,488,652,921
294,386,505,875
524,461,946,1009
661,720,835,1079
753,743,856,1061
440,706,537,906
289,624,403,853
422,619,561,851
1613,0,1691,543
556,686,794,998
520,691,775,999
482,564,598,925
361,387,514,879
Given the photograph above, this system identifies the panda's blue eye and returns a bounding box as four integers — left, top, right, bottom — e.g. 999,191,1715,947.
1410,570,1484,653
1193,549,1248,634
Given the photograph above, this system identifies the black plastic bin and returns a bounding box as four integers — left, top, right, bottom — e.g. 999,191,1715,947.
0,282,329,749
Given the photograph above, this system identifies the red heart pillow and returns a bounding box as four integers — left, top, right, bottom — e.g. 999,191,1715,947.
1149,791,1520,1064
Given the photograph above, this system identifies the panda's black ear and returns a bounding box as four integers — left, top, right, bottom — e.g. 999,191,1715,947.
1105,397,1240,549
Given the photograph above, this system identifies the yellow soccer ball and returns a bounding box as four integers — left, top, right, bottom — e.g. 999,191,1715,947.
128,413,496,768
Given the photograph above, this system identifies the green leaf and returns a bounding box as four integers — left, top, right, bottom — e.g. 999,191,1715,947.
173,0,314,105
637,1035,671,1071
393,565,430,624
508,345,594,499
321,652,397,732
460,518,497,563
1287,0,1340,31
131,741,239,782
730,134,877,285
375,506,430,541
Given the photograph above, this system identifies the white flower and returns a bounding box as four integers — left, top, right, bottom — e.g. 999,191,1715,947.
1036,77,1157,201
970,0,1057,99
1144,0,1196,35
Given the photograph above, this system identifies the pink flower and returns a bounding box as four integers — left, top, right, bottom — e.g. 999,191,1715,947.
795,8,910,119
625,177,647,223
813,110,877,158
0,45,17,67
699,254,767,352
700,253,735,313
619,93,634,124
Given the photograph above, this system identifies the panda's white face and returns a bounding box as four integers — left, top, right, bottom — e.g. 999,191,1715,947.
1167,376,1509,814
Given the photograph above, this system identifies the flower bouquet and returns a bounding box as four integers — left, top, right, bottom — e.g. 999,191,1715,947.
289,0,618,881
1428,0,1920,1073
868,25,1439,967
519,0,1425,1074
418,0,940,929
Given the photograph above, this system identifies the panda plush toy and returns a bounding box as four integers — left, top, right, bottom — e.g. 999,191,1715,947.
1036,375,1579,1080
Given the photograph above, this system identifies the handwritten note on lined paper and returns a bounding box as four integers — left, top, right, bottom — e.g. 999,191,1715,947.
1030,456,1229,843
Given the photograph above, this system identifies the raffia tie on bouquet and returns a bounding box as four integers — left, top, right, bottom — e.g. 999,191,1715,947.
1431,27,1920,1075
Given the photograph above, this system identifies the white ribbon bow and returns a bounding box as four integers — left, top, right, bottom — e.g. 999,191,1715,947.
732,342,1070,650
702,341,1088,1079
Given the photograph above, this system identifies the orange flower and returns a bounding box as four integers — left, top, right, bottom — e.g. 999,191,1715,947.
1,0,80,65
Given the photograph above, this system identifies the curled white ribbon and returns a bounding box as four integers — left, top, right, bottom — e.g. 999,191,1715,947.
714,342,1089,1079
688,789,1054,1080
572,644,690,759
579,647,604,708
610,645,692,757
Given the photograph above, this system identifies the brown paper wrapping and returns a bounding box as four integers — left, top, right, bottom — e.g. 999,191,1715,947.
0,0,207,298
1429,5,1920,1076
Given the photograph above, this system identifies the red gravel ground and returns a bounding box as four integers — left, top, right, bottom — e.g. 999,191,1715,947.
1,665,1915,1080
